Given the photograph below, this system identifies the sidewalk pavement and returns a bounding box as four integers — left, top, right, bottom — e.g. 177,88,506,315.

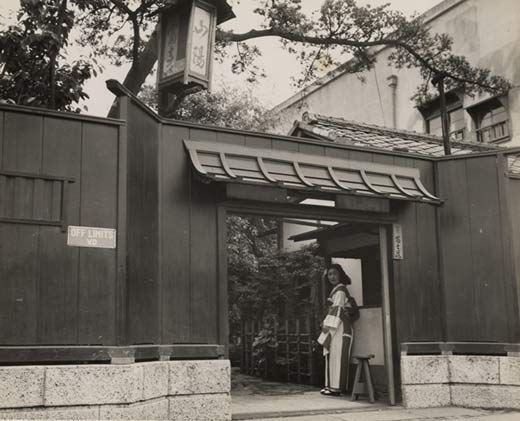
230,371,520,421
232,391,520,421
236,406,520,421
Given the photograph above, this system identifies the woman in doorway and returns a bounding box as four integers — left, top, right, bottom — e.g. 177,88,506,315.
318,264,359,396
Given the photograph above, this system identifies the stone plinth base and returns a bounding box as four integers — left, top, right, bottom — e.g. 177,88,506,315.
0,360,231,420
401,355,520,410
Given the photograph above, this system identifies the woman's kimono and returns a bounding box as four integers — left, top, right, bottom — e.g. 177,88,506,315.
318,283,358,394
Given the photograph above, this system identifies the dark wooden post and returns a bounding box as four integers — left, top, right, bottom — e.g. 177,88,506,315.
285,319,290,381
432,73,452,156
296,318,301,383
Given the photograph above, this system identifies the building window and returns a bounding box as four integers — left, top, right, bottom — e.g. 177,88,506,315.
469,98,510,143
420,92,466,141
426,106,465,141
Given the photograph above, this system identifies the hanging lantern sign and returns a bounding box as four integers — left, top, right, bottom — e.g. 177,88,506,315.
158,0,234,99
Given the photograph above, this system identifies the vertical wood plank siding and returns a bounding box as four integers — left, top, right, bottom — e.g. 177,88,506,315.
0,109,120,346
160,124,191,343
38,117,82,343
413,160,442,341
437,156,512,342
160,125,248,344
507,178,520,341
0,112,43,344
466,158,508,341
126,104,160,344
78,123,118,344
393,157,441,343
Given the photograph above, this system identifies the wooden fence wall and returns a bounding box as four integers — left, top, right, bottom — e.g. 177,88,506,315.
437,155,519,343
506,175,520,342
3,88,518,358
0,105,123,346
391,159,442,345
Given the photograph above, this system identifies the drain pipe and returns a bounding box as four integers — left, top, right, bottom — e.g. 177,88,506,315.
387,75,398,129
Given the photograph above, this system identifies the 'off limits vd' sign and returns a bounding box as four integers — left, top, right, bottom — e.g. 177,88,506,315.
67,226,117,249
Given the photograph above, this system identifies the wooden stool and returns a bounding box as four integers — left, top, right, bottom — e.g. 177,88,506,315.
351,354,375,403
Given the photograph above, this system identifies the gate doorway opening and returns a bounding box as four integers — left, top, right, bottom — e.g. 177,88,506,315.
223,205,396,416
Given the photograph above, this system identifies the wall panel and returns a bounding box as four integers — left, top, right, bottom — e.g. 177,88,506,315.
188,128,218,343
438,159,475,341
160,124,191,343
0,112,43,344
77,123,118,345
38,117,82,343
466,157,508,341
413,159,442,341
507,177,520,341
126,105,160,344
438,156,513,342
391,157,418,344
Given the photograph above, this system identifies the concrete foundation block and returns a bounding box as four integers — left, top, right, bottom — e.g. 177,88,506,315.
188,360,231,394
451,384,520,409
44,364,143,406
0,406,99,420
499,357,520,385
402,384,451,408
449,356,499,384
100,398,169,420
169,360,230,395
168,393,231,421
168,361,192,395
400,356,449,385
0,366,44,409
143,362,169,400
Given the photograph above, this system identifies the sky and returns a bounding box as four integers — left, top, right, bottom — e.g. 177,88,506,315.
0,0,441,116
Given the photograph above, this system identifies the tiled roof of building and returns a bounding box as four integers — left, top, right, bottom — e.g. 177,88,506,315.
293,113,501,157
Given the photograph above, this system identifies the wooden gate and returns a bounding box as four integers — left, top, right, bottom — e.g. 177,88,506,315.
241,317,322,385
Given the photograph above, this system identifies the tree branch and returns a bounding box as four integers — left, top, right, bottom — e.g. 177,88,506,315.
217,28,506,93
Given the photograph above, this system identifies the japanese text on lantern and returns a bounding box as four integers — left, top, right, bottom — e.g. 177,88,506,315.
190,6,212,77
162,16,178,78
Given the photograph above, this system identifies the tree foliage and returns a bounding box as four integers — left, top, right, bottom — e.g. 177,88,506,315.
227,215,325,328
0,0,95,111
217,0,512,103
75,0,512,104
139,83,277,131
1,0,513,112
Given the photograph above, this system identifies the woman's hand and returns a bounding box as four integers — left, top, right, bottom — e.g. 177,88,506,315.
321,326,330,334
322,269,328,281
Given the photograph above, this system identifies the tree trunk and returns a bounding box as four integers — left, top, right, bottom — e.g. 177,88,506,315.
107,26,159,117
122,27,159,94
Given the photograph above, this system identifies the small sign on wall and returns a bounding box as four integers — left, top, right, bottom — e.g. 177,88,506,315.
67,226,116,249
392,224,403,260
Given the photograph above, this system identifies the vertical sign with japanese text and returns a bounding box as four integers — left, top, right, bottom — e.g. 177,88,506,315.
161,13,182,79
392,224,403,260
189,5,212,78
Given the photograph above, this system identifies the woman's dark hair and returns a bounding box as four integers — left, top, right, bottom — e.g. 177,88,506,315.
327,263,352,285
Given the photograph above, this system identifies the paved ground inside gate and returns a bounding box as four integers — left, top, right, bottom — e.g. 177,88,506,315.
231,370,520,421
231,369,388,420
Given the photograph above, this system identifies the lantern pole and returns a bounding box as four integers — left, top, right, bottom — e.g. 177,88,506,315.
432,73,452,156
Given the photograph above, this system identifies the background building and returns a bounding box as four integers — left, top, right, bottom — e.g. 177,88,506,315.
272,0,520,148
